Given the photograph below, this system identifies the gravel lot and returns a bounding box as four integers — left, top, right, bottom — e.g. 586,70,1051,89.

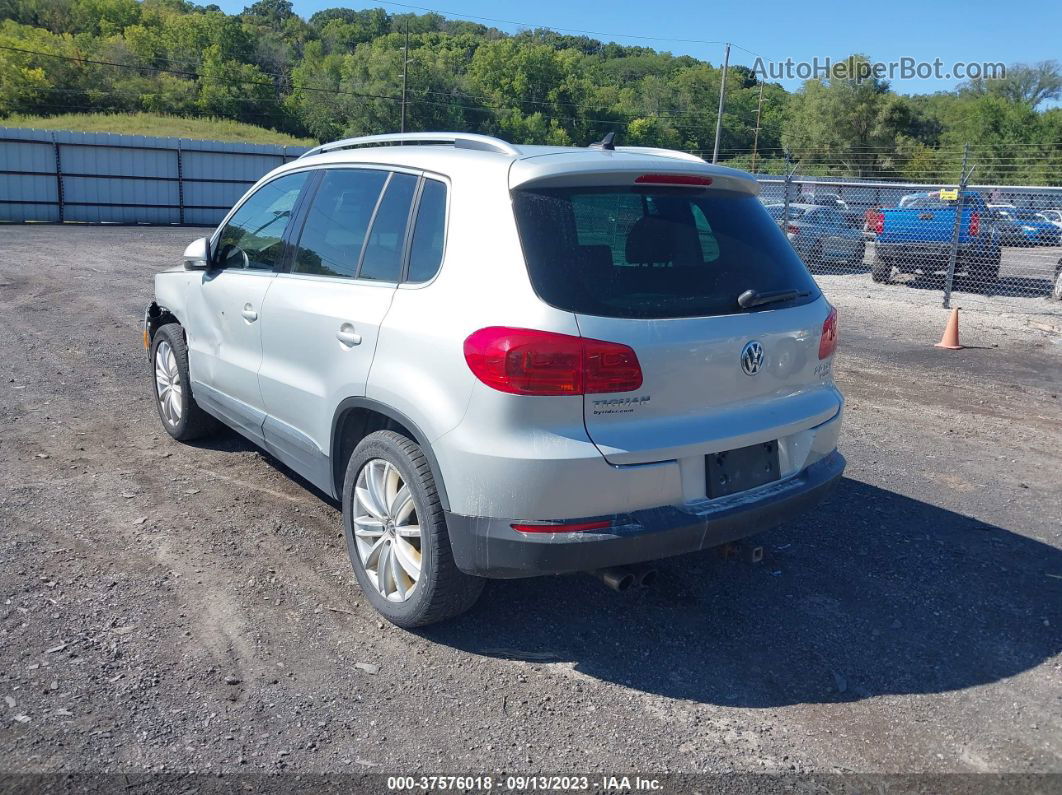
1,226,1060,783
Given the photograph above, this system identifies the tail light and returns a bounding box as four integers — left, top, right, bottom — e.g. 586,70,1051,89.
819,306,839,360
464,327,643,396
871,211,885,236
969,211,980,237
511,520,613,534
787,224,800,236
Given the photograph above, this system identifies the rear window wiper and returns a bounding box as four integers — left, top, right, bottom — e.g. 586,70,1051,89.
737,288,810,309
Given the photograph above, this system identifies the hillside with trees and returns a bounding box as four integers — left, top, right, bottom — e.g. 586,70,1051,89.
1,0,1059,183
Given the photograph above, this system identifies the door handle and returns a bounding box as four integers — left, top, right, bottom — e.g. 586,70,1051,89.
241,303,258,322
337,323,362,347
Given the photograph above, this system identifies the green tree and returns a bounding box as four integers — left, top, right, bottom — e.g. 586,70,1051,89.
783,54,911,176
960,60,1062,109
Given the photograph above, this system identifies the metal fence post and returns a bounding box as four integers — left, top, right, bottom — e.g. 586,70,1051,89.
943,143,972,309
780,153,795,233
176,141,185,226
52,132,64,223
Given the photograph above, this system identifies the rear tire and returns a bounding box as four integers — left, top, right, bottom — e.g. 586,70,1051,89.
870,247,894,283
150,323,219,442
809,241,824,269
968,247,1001,288
342,430,484,628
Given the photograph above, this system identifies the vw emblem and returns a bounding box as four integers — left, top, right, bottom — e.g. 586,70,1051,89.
741,340,765,376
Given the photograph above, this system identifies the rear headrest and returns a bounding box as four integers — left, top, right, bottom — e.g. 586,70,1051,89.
625,216,674,264
624,214,702,265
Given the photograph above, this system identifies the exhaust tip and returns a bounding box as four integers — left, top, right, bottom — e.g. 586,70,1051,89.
636,567,658,588
592,567,637,592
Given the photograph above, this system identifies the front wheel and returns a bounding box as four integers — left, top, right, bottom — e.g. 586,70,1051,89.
150,323,218,442
342,431,483,628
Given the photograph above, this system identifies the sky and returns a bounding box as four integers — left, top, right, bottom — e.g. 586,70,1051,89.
213,0,1060,98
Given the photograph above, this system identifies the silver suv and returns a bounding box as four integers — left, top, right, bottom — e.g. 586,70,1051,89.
144,132,845,627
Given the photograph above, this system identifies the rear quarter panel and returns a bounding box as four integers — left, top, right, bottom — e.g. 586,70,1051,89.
366,162,583,449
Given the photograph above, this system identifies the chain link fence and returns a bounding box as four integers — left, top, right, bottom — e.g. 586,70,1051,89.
751,155,1062,316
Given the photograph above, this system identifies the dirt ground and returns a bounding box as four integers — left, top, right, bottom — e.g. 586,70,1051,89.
1,226,1060,784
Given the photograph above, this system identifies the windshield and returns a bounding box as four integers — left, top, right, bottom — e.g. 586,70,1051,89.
512,187,820,319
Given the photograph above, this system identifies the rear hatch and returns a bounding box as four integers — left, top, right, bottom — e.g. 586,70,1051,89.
511,162,839,465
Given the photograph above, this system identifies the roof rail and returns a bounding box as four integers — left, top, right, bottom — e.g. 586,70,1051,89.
298,132,520,159
615,146,707,164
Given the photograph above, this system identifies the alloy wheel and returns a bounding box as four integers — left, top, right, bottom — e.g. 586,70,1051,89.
154,340,183,426
353,458,422,602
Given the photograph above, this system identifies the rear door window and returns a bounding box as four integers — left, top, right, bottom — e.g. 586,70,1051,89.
513,187,819,319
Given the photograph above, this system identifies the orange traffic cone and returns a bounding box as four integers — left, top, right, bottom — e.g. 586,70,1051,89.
935,307,963,350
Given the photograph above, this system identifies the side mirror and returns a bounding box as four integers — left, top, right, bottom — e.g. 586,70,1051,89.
183,237,211,270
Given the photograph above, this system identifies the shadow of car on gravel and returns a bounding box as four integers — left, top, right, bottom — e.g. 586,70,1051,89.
421,478,1062,708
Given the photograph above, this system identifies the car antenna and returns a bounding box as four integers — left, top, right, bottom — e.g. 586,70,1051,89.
590,132,616,151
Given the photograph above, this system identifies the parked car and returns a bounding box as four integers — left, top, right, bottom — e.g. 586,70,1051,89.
767,203,865,268
1039,209,1062,232
870,190,1002,284
796,193,862,228
144,132,845,627
797,192,847,209
991,207,1062,246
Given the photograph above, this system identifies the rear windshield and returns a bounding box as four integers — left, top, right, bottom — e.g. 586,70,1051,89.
512,187,819,319
767,205,808,221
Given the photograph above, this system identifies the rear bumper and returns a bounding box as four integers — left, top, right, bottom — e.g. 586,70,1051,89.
446,450,845,579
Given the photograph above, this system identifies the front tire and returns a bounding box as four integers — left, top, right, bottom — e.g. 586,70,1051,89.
342,431,483,628
150,323,218,442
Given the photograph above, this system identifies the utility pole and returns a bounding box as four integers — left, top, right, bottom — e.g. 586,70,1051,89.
712,42,731,164
750,81,764,173
400,22,409,133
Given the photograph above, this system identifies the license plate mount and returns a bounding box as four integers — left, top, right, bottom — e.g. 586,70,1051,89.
705,441,781,499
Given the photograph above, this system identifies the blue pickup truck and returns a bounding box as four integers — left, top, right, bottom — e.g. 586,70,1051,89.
869,190,1002,285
